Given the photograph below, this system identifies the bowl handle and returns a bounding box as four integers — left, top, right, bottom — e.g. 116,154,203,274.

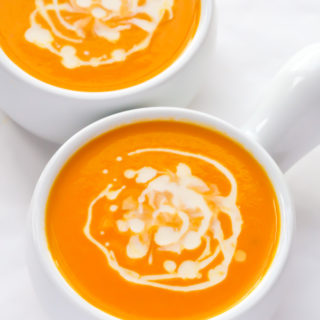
243,44,320,172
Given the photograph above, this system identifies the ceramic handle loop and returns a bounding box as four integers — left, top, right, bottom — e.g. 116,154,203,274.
244,44,320,172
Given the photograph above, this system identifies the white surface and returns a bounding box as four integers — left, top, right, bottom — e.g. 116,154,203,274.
1,0,320,319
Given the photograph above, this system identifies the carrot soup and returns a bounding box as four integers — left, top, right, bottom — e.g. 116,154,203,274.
46,121,280,320
0,0,201,92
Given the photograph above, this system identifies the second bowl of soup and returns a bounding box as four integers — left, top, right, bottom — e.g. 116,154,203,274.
0,0,214,143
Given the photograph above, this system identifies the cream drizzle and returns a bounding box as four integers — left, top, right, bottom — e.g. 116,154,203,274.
83,148,244,292
24,0,175,69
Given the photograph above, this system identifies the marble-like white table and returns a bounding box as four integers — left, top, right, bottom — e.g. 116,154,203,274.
1,0,320,318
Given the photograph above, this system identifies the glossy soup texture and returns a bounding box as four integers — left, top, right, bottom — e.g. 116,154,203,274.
46,121,280,320
0,0,200,92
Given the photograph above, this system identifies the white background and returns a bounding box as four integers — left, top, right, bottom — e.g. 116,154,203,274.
1,0,320,318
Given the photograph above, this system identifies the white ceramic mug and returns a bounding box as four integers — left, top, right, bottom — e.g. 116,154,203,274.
0,0,214,144
28,44,320,320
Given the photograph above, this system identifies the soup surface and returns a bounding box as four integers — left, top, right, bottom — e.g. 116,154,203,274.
0,0,200,92
46,121,280,320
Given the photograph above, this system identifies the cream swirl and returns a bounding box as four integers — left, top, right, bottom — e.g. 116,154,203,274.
25,0,174,68
84,148,244,292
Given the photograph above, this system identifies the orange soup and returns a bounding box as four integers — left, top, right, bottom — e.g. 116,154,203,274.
0,0,200,92
46,121,280,320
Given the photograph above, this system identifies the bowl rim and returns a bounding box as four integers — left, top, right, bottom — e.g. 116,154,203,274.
29,107,294,320
0,0,213,100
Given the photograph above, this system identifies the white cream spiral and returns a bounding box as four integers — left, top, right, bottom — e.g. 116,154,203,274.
25,0,175,68
84,148,244,292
